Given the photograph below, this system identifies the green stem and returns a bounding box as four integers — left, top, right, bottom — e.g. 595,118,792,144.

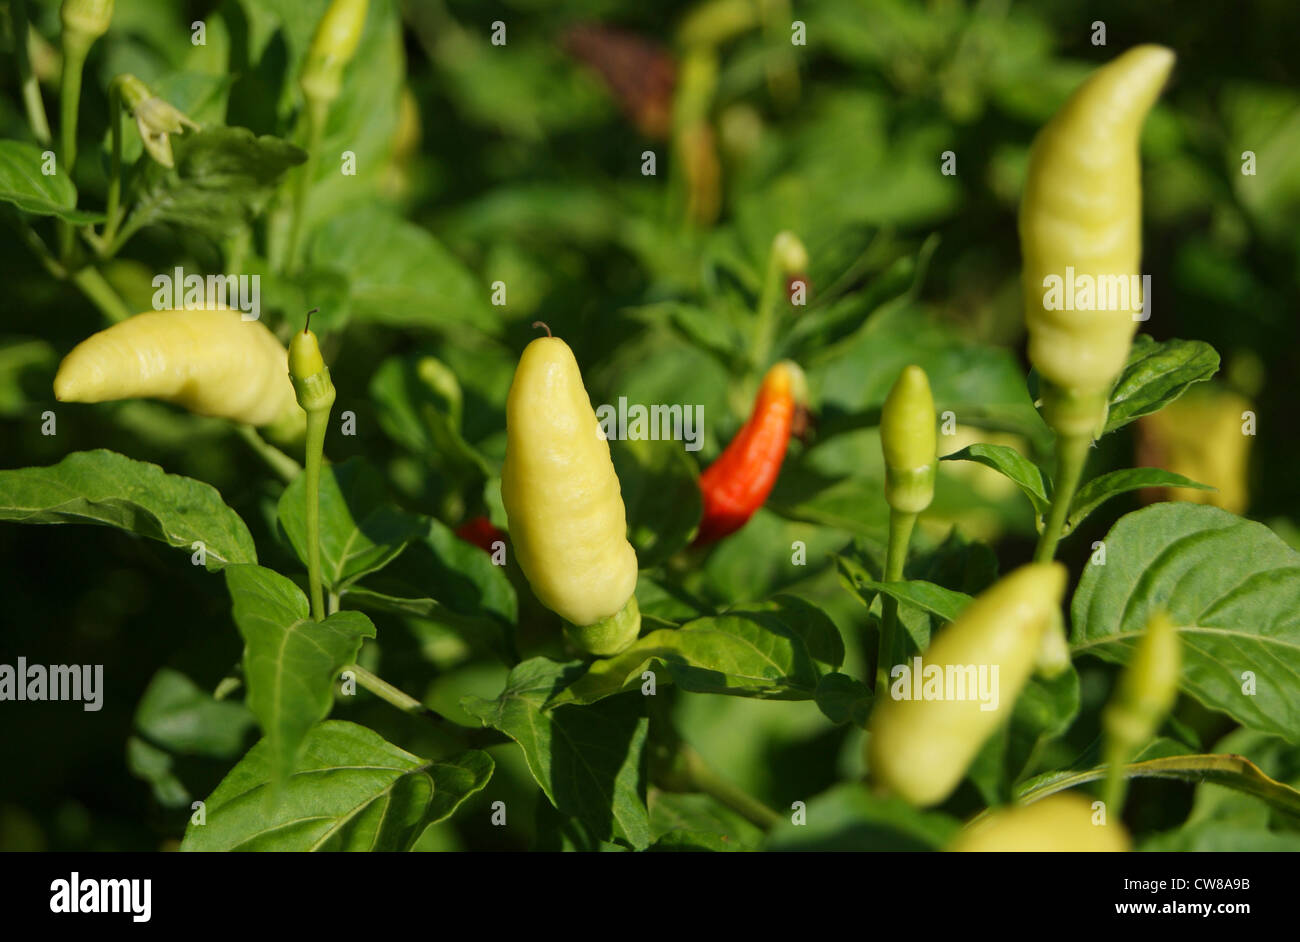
303,404,329,622
680,746,782,831
1033,432,1091,563
1102,742,1126,817
348,664,508,748
234,425,301,483
751,238,785,370
105,210,146,257
102,79,123,247
10,215,63,277
57,34,90,264
875,508,917,693
11,1,51,143
1008,753,1300,825
8,212,132,324
70,265,132,323
285,97,326,275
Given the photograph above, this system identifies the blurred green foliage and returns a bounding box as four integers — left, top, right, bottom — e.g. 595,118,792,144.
1,0,1298,850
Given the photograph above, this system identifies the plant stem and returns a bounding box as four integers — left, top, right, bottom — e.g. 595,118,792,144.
57,34,90,264
1007,753,1300,823
11,1,51,143
680,746,782,831
1033,432,1091,562
1102,743,1126,818
874,508,917,693
234,425,301,483
751,237,785,370
102,79,123,247
348,664,508,748
302,403,330,622
70,265,132,323
285,98,326,275
105,210,146,257
7,212,132,324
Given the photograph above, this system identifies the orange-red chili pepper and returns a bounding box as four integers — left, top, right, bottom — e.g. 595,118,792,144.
455,515,505,553
694,360,806,545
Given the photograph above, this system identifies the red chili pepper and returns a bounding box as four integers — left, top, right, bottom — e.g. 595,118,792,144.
694,361,807,545
455,516,506,553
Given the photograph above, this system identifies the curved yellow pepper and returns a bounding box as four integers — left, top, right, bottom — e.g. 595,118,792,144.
949,793,1130,852
501,334,639,638
53,309,303,430
868,562,1067,807
1019,45,1175,436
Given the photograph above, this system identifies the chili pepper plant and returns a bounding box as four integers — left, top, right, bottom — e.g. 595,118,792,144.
0,0,1297,853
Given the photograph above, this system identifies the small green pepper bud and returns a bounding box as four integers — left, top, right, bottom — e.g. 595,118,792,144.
61,0,114,48
300,0,369,107
289,311,335,414
115,74,200,169
772,230,808,276
880,365,937,514
1103,610,1181,760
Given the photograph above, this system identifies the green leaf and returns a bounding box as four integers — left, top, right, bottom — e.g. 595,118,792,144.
134,668,254,758
1141,821,1300,852
648,792,765,851
1066,467,1213,533
1006,666,1081,783
224,564,376,790
1104,335,1220,434
308,206,496,335
764,783,960,851
126,737,191,807
847,576,972,624
805,300,1050,452
1071,503,1300,742
814,672,872,727
278,458,424,591
369,356,491,477
130,126,306,240
0,449,256,570
553,611,827,706
0,140,102,221
734,595,846,673
341,586,506,645
610,436,703,569
181,720,492,850
461,658,651,849
912,528,999,596
768,474,892,537
626,301,744,368
940,443,1049,518
381,516,518,627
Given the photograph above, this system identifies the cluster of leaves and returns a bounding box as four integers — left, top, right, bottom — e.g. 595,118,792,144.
1,0,1299,851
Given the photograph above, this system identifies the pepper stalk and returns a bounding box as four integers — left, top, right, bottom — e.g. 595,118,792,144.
57,0,114,262
286,0,369,273
875,364,936,693
289,310,336,622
